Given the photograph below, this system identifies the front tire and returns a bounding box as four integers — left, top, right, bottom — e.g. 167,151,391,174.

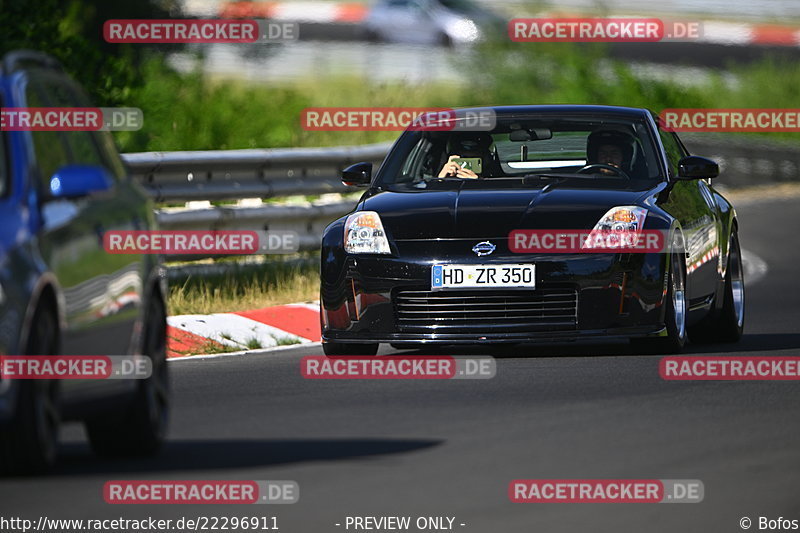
86,293,169,457
688,231,745,343
322,342,379,356
632,252,687,354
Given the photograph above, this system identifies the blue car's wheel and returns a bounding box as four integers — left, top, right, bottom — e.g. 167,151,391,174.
0,303,60,475
85,293,169,457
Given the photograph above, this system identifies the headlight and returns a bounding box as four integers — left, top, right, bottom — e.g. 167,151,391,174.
344,211,391,254
592,206,648,232
582,206,650,252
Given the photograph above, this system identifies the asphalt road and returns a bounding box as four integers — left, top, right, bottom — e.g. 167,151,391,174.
2,195,799,533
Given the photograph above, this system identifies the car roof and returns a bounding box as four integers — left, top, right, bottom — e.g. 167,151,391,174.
1,49,63,77
460,104,652,119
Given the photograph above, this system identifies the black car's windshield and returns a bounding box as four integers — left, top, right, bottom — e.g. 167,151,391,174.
377,114,664,190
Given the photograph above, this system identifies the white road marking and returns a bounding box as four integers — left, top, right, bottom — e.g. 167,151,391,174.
168,313,310,349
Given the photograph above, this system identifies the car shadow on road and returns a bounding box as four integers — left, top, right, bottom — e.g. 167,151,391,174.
393,341,637,359
683,333,800,354
41,438,442,477
391,333,800,359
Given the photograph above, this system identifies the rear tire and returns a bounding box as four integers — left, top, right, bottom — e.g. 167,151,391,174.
0,303,60,475
86,293,169,457
688,231,745,343
322,342,379,356
632,252,687,354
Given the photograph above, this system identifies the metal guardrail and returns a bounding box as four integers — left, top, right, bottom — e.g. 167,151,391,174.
123,143,391,202
121,135,799,259
122,142,391,258
681,134,800,189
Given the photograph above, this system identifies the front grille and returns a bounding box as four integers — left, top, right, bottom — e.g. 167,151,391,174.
394,288,578,332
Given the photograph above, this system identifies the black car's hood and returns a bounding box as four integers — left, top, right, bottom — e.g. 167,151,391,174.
361,182,654,240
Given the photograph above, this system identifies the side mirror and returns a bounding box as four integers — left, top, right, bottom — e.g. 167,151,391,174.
48,165,114,199
342,162,372,187
677,156,719,180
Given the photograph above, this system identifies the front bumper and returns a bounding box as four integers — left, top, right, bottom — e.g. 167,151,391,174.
321,247,669,345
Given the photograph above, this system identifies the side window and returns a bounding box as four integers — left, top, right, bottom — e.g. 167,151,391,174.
658,129,684,178
68,81,127,181
92,130,128,181
401,137,432,181
25,74,71,187
25,70,123,187
671,132,690,157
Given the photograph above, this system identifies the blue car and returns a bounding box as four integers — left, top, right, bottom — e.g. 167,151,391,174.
0,50,168,474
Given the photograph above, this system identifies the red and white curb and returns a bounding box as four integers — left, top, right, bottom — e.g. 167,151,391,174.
219,1,369,23
167,302,321,358
699,22,800,47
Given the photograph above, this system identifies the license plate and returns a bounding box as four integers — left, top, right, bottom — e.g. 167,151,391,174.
431,264,536,290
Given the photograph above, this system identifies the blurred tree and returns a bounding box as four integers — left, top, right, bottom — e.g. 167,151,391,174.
465,38,713,111
0,0,181,105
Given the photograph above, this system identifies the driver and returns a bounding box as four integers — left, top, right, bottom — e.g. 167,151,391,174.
585,129,637,175
437,133,493,178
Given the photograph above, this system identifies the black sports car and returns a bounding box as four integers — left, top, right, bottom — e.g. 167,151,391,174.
320,105,744,355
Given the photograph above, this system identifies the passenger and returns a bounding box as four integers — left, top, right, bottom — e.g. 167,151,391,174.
437,133,494,178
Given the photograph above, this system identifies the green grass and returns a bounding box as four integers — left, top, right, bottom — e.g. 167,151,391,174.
244,337,264,350
167,258,319,315
173,339,242,356
170,333,302,357
113,47,800,154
